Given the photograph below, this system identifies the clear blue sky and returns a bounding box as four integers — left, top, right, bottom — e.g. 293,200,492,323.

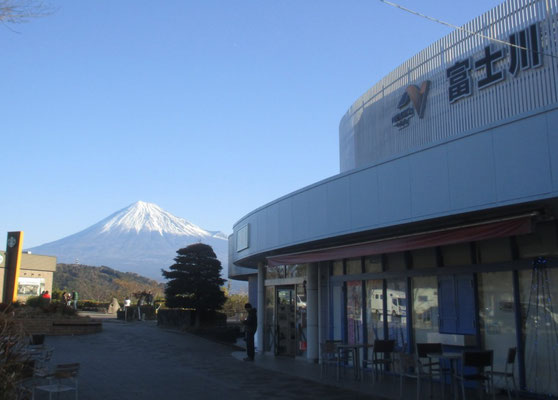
2,0,502,248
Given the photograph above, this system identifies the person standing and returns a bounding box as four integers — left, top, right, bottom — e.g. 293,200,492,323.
72,291,78,310
41,290,51,302
137,293,144,321
242,303,257,361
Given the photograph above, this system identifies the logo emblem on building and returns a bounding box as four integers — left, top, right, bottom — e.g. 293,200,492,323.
392,80,431,129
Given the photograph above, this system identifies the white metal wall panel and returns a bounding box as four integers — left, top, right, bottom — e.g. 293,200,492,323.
446,133,497,209
340,0,558,172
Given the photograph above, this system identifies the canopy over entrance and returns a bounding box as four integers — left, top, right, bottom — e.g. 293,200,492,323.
267,215,533,267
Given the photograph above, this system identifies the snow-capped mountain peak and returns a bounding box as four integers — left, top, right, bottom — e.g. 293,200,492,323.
27,201,238,289
99,201,211,237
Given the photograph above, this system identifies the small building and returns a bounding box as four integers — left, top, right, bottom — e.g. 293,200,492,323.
228,0,558,397
0,251,57,301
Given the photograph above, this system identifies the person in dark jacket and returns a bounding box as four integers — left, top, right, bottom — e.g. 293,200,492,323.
242,303,257,361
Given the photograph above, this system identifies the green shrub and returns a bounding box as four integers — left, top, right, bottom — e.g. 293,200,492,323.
25,296,50,308
23,296,76,315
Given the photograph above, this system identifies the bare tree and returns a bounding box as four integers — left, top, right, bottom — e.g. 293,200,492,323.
0,0,52,24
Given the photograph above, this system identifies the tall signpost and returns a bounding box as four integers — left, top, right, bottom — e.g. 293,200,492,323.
2,231,24,303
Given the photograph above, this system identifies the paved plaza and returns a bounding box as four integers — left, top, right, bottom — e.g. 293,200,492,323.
39,317,526,400
42,318,377,400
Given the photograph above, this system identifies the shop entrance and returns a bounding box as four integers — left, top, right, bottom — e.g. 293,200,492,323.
276,286,296,356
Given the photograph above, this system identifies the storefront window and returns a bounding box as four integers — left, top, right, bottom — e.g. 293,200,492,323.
266,265,284,279
441,242,472,266
296,283,307,357
287,264,307,278
478,271,516,389
266,264,308,279
331,282,343,340
365,255,382,273
387,279,408,350
276,287,296,356
264,286,275,352
412,276,439,345
347,281,363,344
17,277,45,297
332,260,344,276
519,264,558,396
346,258,362,275
366,280,384,341
411,248,437,269
478,238,513,263
386,252,406,271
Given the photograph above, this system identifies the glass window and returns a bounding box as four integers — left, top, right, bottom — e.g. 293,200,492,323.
264,286,275,352
478,270,517,391
17,277,46,297
438,274,475,335
346,258,362,275
366,280,384,341
411,248,437,269
387,279,408,350
276,287,296,356
266,265,285,279
332,260,344,276
347,281,363,344
365,255,382,273
287,264,307,278
331,282,343,340
516,221,558,259
412,276,439,345
441,242,472,266
386,252,407,271
478,237,513,263
296,283,307,357
266,264,308,279
519,265,558,396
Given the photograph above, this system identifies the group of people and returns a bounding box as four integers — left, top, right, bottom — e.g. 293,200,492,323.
123,292,155,321
61,291,79,310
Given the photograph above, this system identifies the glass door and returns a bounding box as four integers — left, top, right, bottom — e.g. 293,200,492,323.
276,286,296,356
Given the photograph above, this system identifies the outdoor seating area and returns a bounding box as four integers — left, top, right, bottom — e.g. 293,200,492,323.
319,340,521,400
12,337,80,400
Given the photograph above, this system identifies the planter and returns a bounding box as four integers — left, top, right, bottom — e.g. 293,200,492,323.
16,317,102,336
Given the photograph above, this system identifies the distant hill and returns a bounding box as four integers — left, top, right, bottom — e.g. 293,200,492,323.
53,263,165,302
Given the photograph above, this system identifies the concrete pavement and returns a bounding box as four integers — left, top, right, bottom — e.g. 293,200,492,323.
39,316,524,400
41,318,377,400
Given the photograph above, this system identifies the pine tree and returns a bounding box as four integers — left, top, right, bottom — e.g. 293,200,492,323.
162,243,226,315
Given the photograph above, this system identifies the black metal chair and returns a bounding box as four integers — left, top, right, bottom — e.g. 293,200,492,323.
455,350,493,400
320,340,343,380
416,343,446,398
34,363,80,400
488,347,517,400
394,352,423,400
362,339,395,383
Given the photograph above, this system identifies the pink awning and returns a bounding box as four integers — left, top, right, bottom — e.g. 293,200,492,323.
267,216,532,267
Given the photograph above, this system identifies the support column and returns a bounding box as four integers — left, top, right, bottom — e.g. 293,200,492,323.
307,263,319,362
257,263,265,354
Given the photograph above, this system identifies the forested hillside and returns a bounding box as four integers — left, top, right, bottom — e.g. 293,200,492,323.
53,263,164,302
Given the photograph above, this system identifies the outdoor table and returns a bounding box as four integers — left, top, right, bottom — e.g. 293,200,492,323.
427,352,462,400
337,343,374,381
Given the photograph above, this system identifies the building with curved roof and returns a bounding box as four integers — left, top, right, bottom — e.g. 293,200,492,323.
229,0,558,395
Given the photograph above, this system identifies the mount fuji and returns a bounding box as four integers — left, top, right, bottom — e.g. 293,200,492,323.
28,201,244,291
